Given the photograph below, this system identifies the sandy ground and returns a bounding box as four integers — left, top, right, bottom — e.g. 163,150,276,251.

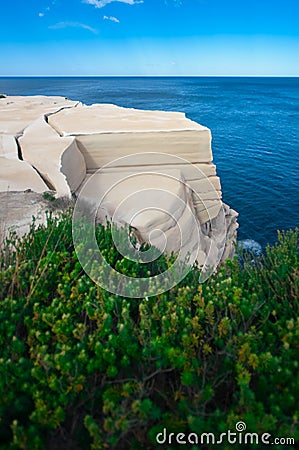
0,191,72,241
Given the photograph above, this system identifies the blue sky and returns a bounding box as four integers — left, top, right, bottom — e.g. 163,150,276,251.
0,0,299,76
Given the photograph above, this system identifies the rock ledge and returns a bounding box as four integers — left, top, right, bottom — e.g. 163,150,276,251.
0,95,238,264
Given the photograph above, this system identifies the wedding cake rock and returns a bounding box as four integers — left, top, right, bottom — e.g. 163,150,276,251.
0,95,238,264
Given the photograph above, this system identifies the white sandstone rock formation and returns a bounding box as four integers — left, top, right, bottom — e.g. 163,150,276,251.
0,133,48,193
0,95,238,265
0,95,80,135
76,167,206,263
0,95,85,195
0,158,48,193
48,103,213,163
48,104,222,222
19,117,86,196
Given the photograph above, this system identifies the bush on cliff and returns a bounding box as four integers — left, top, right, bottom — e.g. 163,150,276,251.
0,210,298,450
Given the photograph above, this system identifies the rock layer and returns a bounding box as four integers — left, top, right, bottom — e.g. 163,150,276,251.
49,103,222,223
0,95,80,135
19,117,86,196
0,133,48,193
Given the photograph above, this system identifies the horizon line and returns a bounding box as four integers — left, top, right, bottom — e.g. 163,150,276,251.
1,74,299,78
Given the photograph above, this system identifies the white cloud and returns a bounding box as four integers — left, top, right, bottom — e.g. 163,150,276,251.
83,0,143,9
38,5,51,17
49,22,98,34
103,15,120,23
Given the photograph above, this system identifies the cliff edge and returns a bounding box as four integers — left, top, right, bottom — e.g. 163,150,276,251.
0,95,238,265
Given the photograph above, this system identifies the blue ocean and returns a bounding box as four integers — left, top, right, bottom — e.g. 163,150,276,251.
0,77,298,248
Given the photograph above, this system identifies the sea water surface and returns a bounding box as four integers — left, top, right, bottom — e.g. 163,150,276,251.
0,77,298,248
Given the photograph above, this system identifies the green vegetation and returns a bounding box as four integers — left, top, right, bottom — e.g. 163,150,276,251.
42,192,75,211
0,94,6,99
42,192,56,202
0,210,298,449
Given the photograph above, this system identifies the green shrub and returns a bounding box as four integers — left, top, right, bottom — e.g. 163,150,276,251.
0,211,298,449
